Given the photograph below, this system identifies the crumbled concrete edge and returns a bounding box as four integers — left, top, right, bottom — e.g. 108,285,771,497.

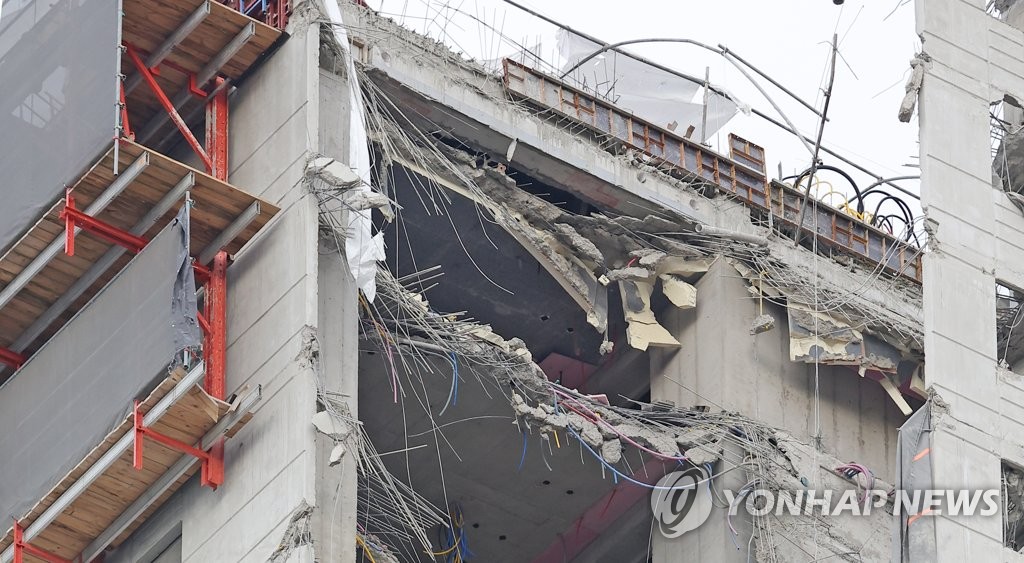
511,393,720,465
267,501,313,563
305,154,396,222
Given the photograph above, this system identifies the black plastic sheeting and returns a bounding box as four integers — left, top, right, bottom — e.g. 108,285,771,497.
892,401,936,562
0,0,119,254
0,207,200,523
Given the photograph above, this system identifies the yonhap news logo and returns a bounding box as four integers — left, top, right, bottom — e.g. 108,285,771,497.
650,465,714,538
651,469,1001,539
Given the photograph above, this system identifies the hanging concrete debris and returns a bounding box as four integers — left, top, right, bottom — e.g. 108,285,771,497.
898,53,930,123
619,279,681,350
749,313,775,335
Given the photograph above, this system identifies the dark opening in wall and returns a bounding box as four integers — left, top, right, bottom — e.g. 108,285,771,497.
1004,460,1024,551
997,281,1024,368
989,0,1020,21
991,96,1024,208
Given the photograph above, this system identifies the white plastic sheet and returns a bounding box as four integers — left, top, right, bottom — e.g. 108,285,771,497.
557,30,741,141
324,0,384,302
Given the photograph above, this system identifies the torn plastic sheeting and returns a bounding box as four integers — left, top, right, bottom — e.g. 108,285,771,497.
172,205,201,351
557,30,743,140
619,279,680,351
892,401,936,562
324,0,382,302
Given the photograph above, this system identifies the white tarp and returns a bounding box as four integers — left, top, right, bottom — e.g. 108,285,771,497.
325,0,384,301
557,30,741,141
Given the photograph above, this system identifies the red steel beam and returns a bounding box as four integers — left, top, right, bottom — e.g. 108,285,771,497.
124,42,213,173
60,194,214,284
132,400,222,488
203,73,230,486
61,193,148,256
12,520,72,563
202,253,228,400
0,348,27,371
119,81,134,141
205,77,229,180
201,252,228,485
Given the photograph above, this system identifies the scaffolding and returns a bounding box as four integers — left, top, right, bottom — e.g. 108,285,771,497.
0,0,286,560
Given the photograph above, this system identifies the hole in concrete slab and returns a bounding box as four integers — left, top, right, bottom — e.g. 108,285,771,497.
366,351,377,356
542,480,551,485
499,535,507,541
566,489,574,495
566,327,574,333
472,523,479,529
540,315,550,321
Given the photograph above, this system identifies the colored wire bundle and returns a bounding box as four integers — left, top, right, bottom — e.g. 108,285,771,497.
432,504,474,563
835,462,876,505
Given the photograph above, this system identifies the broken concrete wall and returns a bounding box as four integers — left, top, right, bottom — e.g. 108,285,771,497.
343,0,923,360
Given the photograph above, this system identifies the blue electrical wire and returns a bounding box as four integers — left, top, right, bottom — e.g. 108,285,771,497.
517,431,529,471
564,425,736,491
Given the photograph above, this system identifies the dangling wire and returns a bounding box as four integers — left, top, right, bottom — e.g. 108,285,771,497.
431,504,475,563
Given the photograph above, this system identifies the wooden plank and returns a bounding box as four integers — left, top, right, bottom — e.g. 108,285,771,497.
0,372,244,559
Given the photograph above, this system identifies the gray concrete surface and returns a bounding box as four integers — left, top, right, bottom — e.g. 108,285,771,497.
917,0,1024,560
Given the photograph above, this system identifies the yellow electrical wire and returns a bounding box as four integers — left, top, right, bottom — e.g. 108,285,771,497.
430,544,459,556
790,176,873,223
356,535,377,563
429,507,467,560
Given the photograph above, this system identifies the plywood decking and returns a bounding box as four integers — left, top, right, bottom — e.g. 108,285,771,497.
0,139,279,378
0,367,253,560
121,0,283,138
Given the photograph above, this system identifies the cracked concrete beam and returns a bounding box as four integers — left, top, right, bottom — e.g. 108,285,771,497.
619,279,681,351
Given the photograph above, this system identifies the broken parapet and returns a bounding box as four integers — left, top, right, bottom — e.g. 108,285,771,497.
369,113,923,364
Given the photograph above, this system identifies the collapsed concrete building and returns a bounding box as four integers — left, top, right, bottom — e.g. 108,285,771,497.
1,0,1023,561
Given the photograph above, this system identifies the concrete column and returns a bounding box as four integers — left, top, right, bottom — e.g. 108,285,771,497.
315,241,361,561
649,260,760,563
648,260,904,561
